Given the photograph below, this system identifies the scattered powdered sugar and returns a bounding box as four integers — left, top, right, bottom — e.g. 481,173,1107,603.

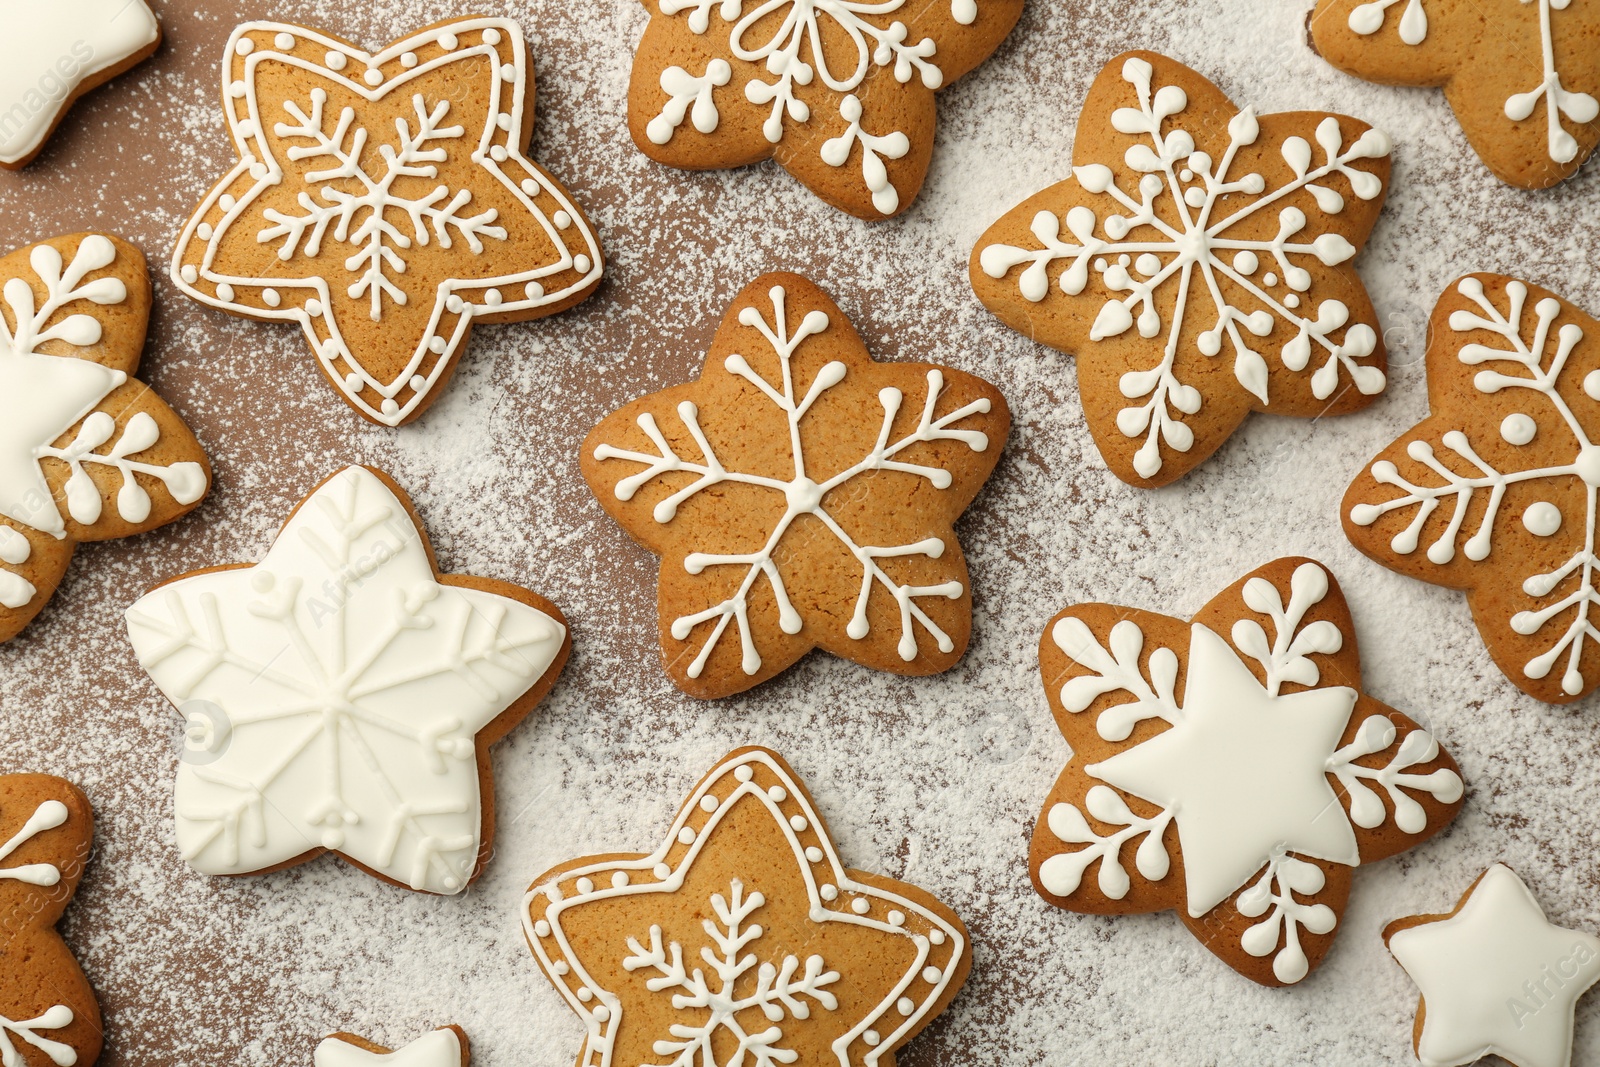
0,0,1596,1063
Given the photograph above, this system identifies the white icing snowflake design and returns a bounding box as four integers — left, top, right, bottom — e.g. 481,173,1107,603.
1035,561,1463,984
623,880,840,1065
639,0,1018,215
1345,0,1598,164
0,796,81,1067
1347,277,1600,701
124,466,566,894
588,280,1003,693
975,54,1391,482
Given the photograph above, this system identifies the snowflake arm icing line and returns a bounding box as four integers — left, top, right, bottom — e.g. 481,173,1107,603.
1031,559,1464,985
629,0,1023,217
1313,0,1600,186
525,747,972,1067
971,51,1391,487
125,466,569,894
171,19,604,426
584,273,1008,699
1344,274,1600,703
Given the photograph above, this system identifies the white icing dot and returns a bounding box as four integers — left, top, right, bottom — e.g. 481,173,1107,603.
235,38,255,56
342,372,362,393
525,281,545,301
0,529,29,567
521,179,539,196
554,210,572,229
229,81,247,98
1524,501,1563,537
789,815,808,832
552,961,569,975
219,194,236,210
196,222,214,240
576,987,592,1003
381,398,400,417
262,288,280,307
250,571,274,592
180,265,198,284
248,162,268,180
447,295,466,314
922,965,942,984
735,765,754,781
326,51,347,71
1502,413,1538,445
699,795,719,812
533,920,551,937
592,1005,610,1023
888,910,905,926
576,877,594,895
864,1031,881,1047
805,846,823,862
897,997,915,1016
1586,370,1600,401
677,826,696,845
500,63,517,82
401,52,418,68
428,336,447,354
497,113,513,131
274,32,295,50
929,929,946,945
820,884,838,901
574,254,593,274
409,374,426,392
483,288,503,307
491,144,509,162
1264,271,1279,287
306,298,323,316
1284,294,1300,309
611,871,629,888
441,875,459,891
364,68,384,86
216,282,235,301
653,862,671,879
321,829,344,849
768,786,787,802
484,28,503,45
440,33,460,50
1134,253,1160,276
235,120,257,139
851,898,870,915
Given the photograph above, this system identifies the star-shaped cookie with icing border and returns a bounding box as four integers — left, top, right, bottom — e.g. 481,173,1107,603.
1385,864,1600,1067
524,747,971,1067
0,774,102,1067
124,465,569,895
1032,558,1465,986
581,272,1009,699
0,232,211,645
171,17,604,427
1311,0,1600,189
627,0,1023,219
315,1026,469,1067
0,1,161,169
971,51,1392,487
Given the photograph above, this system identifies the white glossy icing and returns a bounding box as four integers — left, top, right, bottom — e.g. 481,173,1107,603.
313,1029,461,1067
124,466,565,894
1389,864,1600,1067
169,19,604,426
0,0,160,165
0,1005,76,1067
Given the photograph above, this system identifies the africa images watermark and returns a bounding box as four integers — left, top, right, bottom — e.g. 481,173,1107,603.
0,40,97,149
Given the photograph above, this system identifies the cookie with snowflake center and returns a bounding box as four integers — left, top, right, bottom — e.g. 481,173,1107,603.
581,272,1010,699
971,51,1392,487
1343,274,1600,704
524,747,971,1065
628,0,1023,219
314,1026,469,1066
1311,0,1600,189
124,465,570,894
0,232,211,645
0,774,103,1067
171,17,604,426
1031,558,1464,986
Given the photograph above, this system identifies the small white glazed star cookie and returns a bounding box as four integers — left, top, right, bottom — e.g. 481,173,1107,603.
1386,864,1600,1067
314,1027,467,1066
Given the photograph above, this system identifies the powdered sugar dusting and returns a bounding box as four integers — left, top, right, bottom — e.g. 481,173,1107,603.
0,0,1596,1062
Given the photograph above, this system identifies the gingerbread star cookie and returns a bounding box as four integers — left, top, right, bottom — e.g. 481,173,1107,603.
1311,0,1600,188
0,774,102,1067
1343,275,1600,704
0,232,210,644
171,17,604,426
1032,558,1465,986
124,465,570,894
0,0,161,169
1385,864,1600,1067
524,747,971,1066
315,1027,469,1066
628,0,1023,219
971,51,1392,487
581,272,1009,699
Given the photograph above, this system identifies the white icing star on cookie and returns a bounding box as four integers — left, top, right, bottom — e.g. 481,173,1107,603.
315,1029,463,1067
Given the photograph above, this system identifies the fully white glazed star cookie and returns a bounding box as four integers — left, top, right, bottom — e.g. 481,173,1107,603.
315,1027,467,1067
125,466,569,894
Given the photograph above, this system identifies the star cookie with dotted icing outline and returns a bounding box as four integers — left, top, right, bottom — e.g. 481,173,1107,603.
1385,864,1600,1067
1343,275,1600,704
314,1026,469,1067
523,747,971,1067
1311,0,1600,189
170,17,604,427
0,774,103,1067
971,51,1392,487
581,272,1009,699
627,0,1024,219
1031,558,1464,986
0,232,211,645
0,0,161,169
124,465,570,895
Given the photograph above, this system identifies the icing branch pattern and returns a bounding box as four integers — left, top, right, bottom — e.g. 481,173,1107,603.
1347,277,1600,699
976,55,1390,480
263,90,507,321
1346,0,1598,164
1034,560,1464,985
0,1006,76,1067
0,800,68,887
623,879,840,1066
124,467,565,894
594,284,994,682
